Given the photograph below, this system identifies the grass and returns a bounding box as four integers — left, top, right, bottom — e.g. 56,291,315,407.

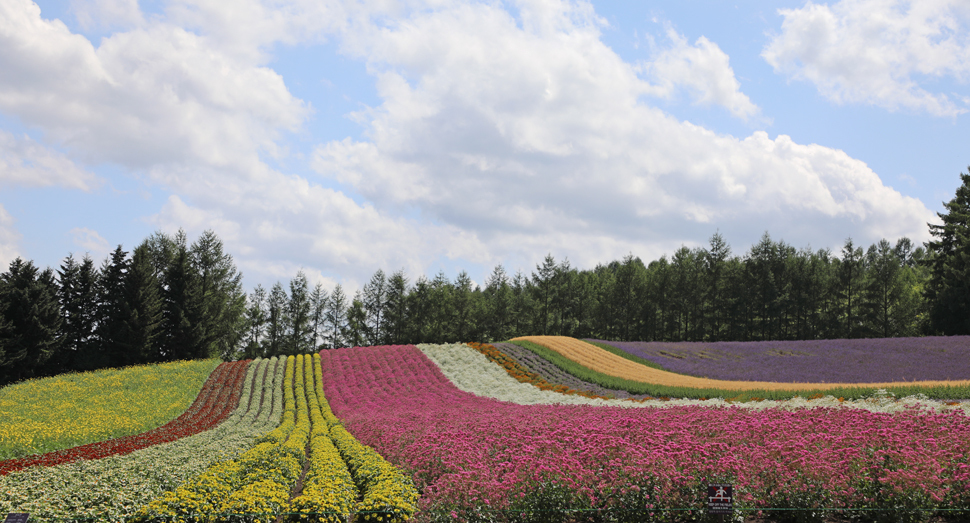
0,359,222,459
506,339,970,401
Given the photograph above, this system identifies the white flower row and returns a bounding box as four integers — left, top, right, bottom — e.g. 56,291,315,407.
0,357,286,522
417,343,970,416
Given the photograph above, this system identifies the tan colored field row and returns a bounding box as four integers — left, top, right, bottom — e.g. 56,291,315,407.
514,336,970,392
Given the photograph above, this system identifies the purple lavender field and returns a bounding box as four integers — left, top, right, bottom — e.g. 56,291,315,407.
590,337,970,383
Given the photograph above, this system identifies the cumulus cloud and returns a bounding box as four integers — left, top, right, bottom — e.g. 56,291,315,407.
640,27,761,120
0,0,307,170
70,0,145,31
0,205,21,269
0,131,99,190
314,0,933,269
763,0,970,117
69,227,111,258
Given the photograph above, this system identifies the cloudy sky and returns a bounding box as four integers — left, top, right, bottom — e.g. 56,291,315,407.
1,0,967,291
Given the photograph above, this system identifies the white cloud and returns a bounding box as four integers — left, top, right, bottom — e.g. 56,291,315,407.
0,0,308,170
763,0,970,117
68,227,110,257
0,131,99,190
70,0,145,31
0,205,21,269
313,0,933,270
640,27,761,120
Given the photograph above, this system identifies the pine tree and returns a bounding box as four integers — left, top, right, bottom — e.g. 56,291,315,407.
162,231,202,360
264,282,288,356
244,285,268,358
363,269,388,345
286,271,313,354
0,258,62,385
119,243,164,364
95,246,130,367
325,284,347,349
190,230,246,360
925,168,970,334
309,283,328,350
343,293,368,347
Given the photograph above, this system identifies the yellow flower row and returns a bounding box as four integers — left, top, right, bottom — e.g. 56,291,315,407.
135,356,292,523
311,353,418,522
287,354,358,522
135,352,417,522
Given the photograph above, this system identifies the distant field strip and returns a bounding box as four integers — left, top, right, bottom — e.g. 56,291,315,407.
515,336,970,392
0,359,221,459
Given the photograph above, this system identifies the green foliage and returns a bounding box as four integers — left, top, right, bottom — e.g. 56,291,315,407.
0,258,62,384
925,167,970,335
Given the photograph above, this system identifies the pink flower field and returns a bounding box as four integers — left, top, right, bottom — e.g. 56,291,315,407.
320,345,970,522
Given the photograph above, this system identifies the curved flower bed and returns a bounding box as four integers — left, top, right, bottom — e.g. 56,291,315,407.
0,359,221,459
320,344,970,522
491,342,656,400
0,357,285,521
592,336,970,383
516,336,970,393
0,360,249,476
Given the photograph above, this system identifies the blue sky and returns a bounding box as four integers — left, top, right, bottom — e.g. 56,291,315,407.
0,0,967,291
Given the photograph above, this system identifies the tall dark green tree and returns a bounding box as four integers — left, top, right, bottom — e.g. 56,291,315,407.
244,284,268,358
343,292,368,348
286,271,313,354
482,265,512,342
325,284,347,349
161,231,202,360
190,230,246,360
118,243,164,364
383,270,409,344
95,246,130,367
0,259,62,385
362,270,387,345
264,282,288,356
925,168,970,334
835,238,865,338
57,254,99,371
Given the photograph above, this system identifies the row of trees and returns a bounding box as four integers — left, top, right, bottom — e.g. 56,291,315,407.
0,230,245,386
243,233,931,355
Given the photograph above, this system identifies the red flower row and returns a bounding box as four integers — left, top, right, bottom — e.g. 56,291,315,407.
0,360,250,476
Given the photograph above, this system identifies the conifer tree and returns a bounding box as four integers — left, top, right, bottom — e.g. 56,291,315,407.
57,254,99,371
286,271,313,354
95,246,130,367
925,168,970,334
119,243,163,364
0,258,62,384
162,231,202,360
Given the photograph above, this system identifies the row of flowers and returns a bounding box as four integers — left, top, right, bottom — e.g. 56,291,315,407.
321,344,970,522
0,359,222,459
138,352,418,522
138,355,307,521
0,360,249,476
0,357,286,521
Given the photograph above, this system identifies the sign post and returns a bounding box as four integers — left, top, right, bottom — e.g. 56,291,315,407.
4,514,29,523
707,484,733,520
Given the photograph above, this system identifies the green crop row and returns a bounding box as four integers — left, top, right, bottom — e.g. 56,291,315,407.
507,339,970,401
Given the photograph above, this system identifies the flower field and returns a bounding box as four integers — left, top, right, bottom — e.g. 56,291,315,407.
0,360,248,476
322,344,970,522
0,357,284,521
515,335,970,394
0,358,221,459
592,336,970,383
5,336,970,522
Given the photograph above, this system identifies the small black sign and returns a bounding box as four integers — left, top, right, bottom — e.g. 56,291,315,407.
707,484,733,514
4,514,29,523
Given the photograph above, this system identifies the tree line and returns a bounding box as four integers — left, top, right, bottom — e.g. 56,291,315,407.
243,234,931,356
244,168,970,354
0,230,245,387
5,170,970,379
